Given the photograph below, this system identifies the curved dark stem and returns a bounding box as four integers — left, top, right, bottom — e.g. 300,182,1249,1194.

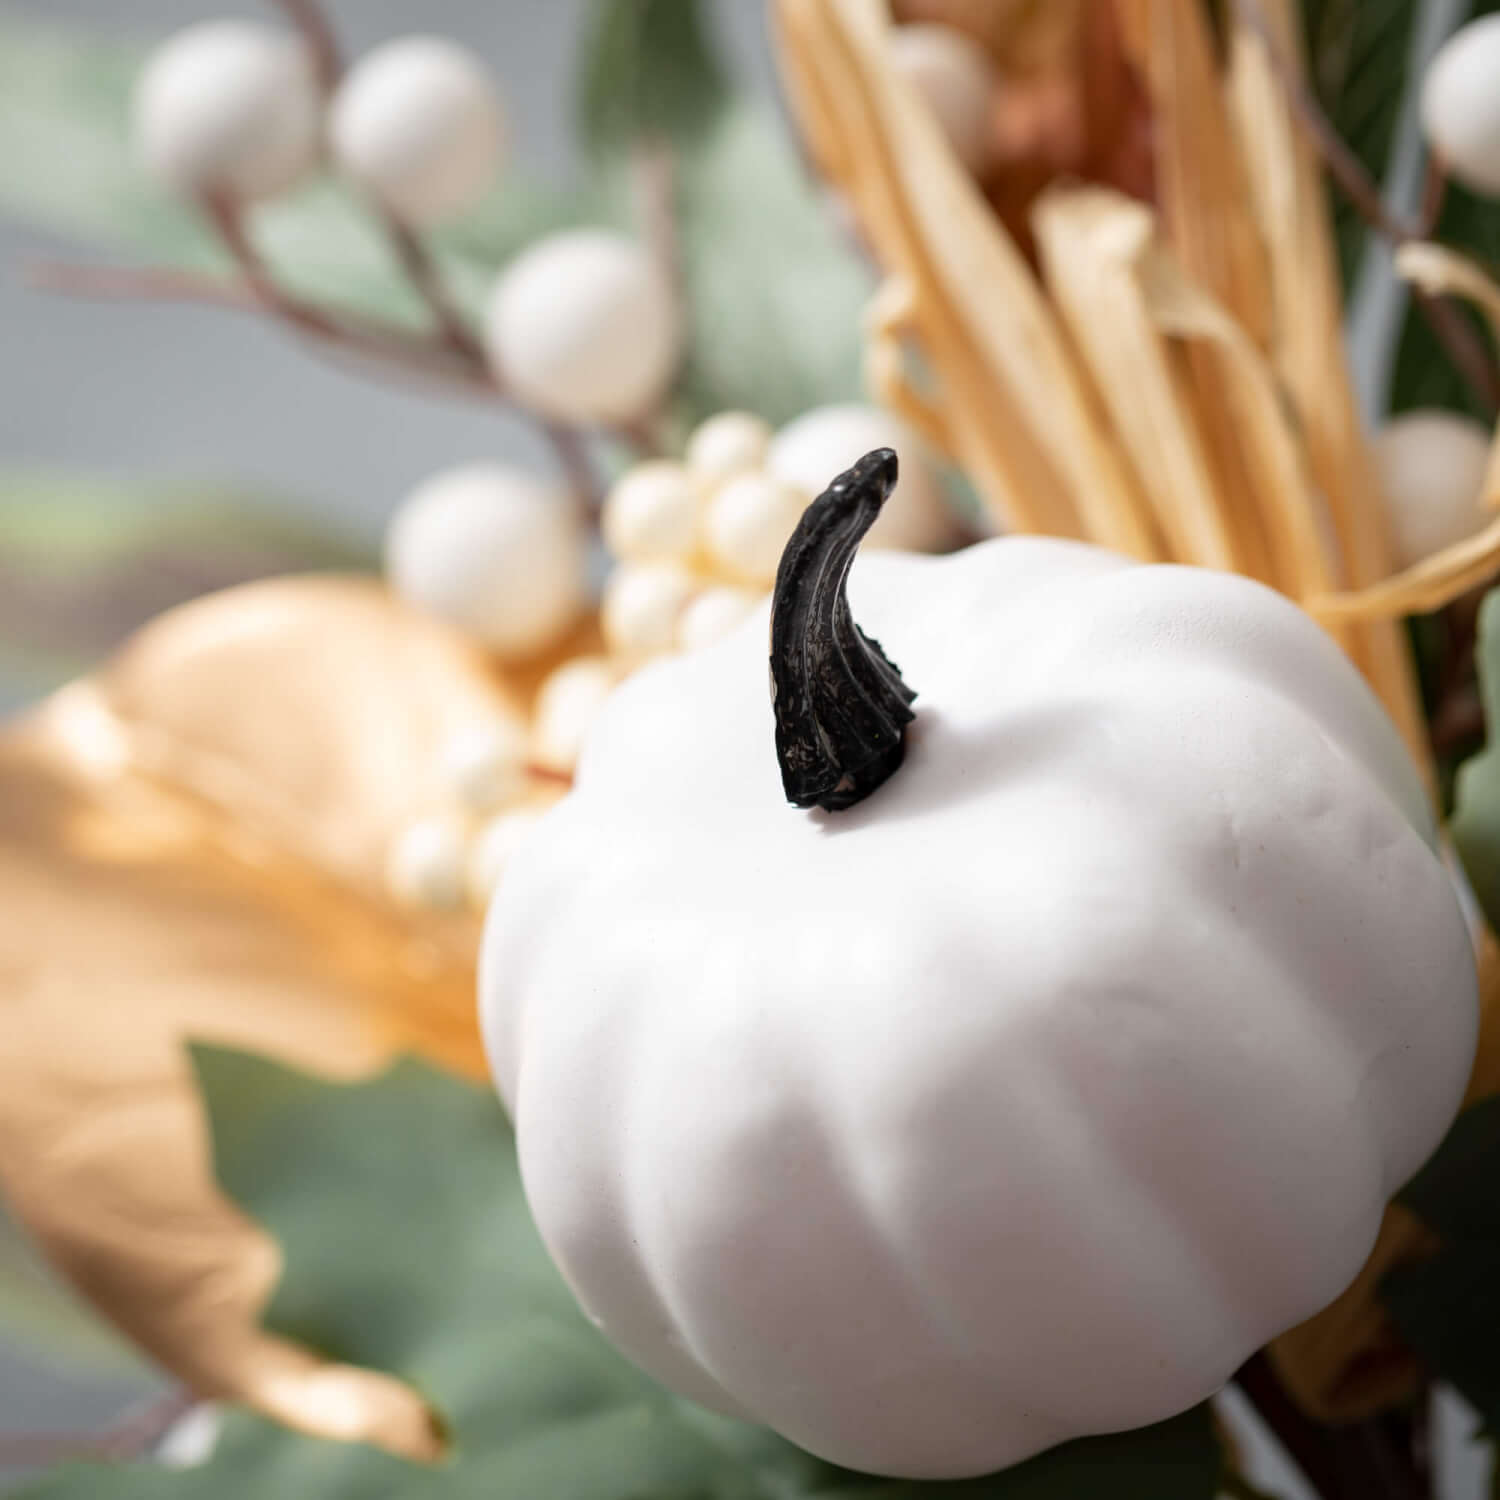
770,447,916,812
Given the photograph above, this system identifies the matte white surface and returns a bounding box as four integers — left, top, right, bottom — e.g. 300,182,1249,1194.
483,230,681,424
330,35,504,226
1373,409,1492,568
1422,15,1500,196
135,20,322,200
384,462,587,658
483,539,1478,1478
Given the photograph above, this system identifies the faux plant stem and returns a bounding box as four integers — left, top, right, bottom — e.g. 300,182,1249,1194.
269,0,341,91
769,446,916,811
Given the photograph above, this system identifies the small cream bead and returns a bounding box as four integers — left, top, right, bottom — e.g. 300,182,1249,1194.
468,803,556,906
1422,17,1500,197
888,24,997,175
676,586,764,651
703,473,809,585
685,411,773,480
484,231,680,425
602,461,701,563
532,656,619,773
385,463,588,661
601,562,698,660
134,21,321,201
386,814,468,910
767,404,954,552
439,720,530,813
329,36,504,227
1372,410,1492,568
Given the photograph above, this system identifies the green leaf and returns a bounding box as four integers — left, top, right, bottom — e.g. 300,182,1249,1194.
669,103,871,429
0,471,373,708
577,0,728,157
1452,589,1500,933
0,15,612,329
16,1048,1222,1498
575,0,868,428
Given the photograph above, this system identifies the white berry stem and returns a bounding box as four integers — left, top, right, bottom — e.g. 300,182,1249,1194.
268,0,341,92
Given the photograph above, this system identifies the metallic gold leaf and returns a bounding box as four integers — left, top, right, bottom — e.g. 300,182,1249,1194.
0,576,529,1458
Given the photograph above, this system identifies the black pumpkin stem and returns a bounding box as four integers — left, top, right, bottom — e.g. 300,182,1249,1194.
769,447,918,812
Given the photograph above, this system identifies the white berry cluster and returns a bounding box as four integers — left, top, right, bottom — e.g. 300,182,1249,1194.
135,23,678,434
135,22,503,224
600,403,952,665
385,714,567,914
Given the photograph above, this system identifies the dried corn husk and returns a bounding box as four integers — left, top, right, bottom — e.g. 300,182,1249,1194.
774,0,1500,1426
778,0,1163,556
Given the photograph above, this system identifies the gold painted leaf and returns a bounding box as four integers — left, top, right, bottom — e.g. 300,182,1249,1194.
0,576,528,1458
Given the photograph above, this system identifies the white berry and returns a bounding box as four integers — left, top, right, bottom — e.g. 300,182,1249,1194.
889,24,996,175
468,803,556,906
329,36,503,227
439,719,529,813
602,461,701,563
703,473,808,585
385,464,587,660
767,404,953,552
676,586,764,651
484,231,680,424
1372,409,1492,568
1423,16,1500,196
386,814,467,910
531,656,619,773
135,21,321,201
685,410,773,480
601,561,698,660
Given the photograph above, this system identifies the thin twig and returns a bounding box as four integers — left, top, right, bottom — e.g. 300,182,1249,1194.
26,259,495,397
380,208,488,363
268,0,342,89
0,1389,196,1467
200,192,341,340
632,138,685,307
1417,157,1449,240
1233,0,1500,416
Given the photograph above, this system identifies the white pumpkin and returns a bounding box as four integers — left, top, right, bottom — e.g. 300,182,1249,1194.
483,454,1476,1479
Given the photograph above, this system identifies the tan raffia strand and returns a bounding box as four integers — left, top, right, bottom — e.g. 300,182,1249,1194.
1114,0,1282,587
1397,242,1500,511
1224,0,1430,767
1032,189,1240,571
772,0,1500,1425
778,0,1164,557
